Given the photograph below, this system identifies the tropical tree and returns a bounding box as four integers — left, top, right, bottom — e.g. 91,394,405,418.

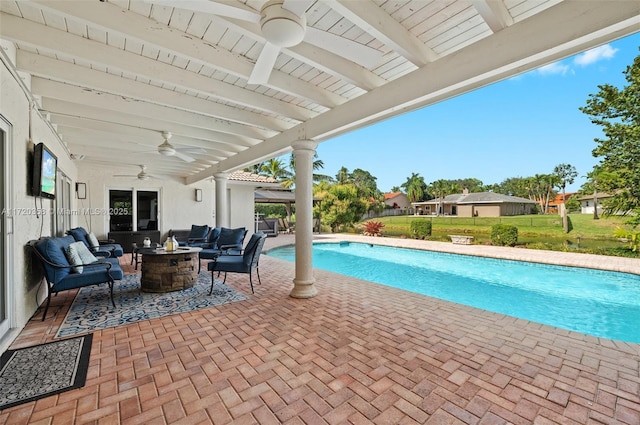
349,169,380,197
580,50,640,226
451,178,484,192
429,179,452,216
335,166,350,184
259,158,292,181
285,153,332,188
553,163,578,203
390,186,401,193
401,173,427,203
313,182,368,232
490,177,531,198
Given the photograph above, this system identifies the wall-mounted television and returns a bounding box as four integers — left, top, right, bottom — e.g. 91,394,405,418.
32,142,57,199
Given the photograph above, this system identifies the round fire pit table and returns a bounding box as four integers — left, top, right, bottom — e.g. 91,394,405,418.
140,247,202,293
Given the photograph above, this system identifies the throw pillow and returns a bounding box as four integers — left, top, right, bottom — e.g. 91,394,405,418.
207,227,222,248
68,227,91,249
66,241,97,273
86,232,100,248
218,227,246,250
188,224,210,240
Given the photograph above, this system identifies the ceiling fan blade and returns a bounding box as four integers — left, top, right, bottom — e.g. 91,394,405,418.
248,42,281,85
174,151,196,163
282,0,314,18
143,0,260,23
304,27,383,69
179,147,207,155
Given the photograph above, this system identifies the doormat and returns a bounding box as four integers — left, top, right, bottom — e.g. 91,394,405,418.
56,272,247,338
0,334,93,411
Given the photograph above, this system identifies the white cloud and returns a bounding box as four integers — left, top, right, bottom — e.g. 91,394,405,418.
574,44,618,66
537,62,570,76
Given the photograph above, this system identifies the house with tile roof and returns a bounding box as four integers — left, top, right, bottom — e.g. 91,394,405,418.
383,192,410,210
547,192,577,214
412,191,537,217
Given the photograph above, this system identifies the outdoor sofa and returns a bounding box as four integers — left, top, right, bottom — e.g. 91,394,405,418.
28,235,124,320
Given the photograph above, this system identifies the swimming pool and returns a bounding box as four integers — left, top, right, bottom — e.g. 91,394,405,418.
266,242,640,343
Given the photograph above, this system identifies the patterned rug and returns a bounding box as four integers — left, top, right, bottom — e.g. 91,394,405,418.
56,272,247,338
0,334,92,410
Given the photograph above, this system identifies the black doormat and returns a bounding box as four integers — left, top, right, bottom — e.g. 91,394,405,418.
0,334,93,410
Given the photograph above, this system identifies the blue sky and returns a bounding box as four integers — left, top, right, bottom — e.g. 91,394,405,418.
314,32,640,194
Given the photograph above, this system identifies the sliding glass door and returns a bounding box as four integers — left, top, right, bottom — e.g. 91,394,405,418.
109,189,159,231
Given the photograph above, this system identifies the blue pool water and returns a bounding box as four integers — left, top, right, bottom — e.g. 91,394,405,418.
266,242,640,343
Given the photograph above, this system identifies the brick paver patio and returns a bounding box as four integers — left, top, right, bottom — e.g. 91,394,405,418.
2,235,638,424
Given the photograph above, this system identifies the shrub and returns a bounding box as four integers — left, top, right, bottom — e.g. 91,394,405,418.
362,220,384,237
410,220,432,239
613,227,640,252
491,224,518,246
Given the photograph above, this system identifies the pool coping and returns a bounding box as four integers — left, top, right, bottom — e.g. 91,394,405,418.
284,233,640,276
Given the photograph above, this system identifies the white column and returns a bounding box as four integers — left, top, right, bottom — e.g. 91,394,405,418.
290,140,318,298
214,172,229,228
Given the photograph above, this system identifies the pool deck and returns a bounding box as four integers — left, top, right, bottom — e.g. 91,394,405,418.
2,234,639,424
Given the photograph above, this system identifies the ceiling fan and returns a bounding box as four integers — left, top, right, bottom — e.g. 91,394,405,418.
145,0,383,84
156,131,205,163
113,165,159,181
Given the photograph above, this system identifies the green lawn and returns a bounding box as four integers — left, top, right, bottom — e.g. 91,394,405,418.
365,214,638,257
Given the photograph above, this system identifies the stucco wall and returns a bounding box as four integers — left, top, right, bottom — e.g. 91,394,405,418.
76,163,216,240
1,51,79,335
474,205,501,217
229,184,258,233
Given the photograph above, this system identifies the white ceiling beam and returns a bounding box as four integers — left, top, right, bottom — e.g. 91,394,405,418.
34,80,276,141
51,115,251,153
0,12,313,122
29,0,347,108
48,112,245,156
19,53,290,132
41,99,251,154
470,0,513,33
38,96,258,148
186,0,640,183
58,127,231,163
326,0,437,67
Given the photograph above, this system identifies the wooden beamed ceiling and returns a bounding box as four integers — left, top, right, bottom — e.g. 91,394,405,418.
0,0,638,184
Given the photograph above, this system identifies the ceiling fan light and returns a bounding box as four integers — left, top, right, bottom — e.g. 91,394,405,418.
157,141,176,156
260,0,306,47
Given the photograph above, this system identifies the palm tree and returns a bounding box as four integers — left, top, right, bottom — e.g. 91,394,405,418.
285,153,332,188
430,179,449,216
259,158,292,182
335,166,350,184
401,173,426,204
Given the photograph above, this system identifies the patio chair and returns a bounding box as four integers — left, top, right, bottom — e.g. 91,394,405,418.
207,231,267,294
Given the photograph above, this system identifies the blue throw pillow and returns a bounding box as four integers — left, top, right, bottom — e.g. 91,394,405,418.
68,227,91,249
218,227,246,250
207,227,221,247
188,224,210,240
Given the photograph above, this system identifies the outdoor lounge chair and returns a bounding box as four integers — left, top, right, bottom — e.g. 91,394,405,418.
207,231,267,294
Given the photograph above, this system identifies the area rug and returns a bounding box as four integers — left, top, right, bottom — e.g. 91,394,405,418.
0,334,93,410
56,272,247,338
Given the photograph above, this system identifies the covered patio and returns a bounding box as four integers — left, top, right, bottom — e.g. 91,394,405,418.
1,0,639,422
3,235,639,423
